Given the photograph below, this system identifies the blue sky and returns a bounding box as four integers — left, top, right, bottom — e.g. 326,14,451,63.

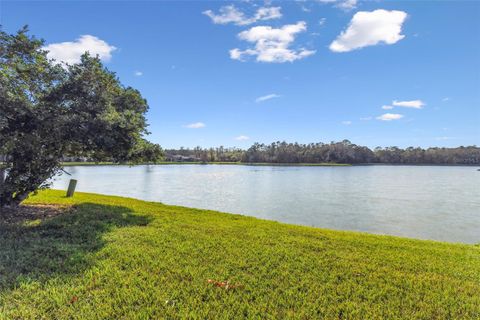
2,0,479,148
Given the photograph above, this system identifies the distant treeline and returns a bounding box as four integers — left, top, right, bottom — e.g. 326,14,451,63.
165,140,480,165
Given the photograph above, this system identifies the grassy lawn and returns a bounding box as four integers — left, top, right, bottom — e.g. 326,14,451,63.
0,190,478,319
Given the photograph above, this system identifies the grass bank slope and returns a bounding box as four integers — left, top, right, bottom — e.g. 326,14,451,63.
0,190,478,319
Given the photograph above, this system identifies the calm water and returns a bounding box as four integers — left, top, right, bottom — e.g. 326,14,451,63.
51,165,480,243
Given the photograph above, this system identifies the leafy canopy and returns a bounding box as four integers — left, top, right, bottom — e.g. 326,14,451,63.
0,27,161,206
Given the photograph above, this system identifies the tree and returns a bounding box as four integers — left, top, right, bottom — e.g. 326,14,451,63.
0,27,162,207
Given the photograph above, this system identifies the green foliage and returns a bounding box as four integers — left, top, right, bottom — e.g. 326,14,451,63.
61,161,349,166
165,141,480,164
0,27,161,206
0,190,478,319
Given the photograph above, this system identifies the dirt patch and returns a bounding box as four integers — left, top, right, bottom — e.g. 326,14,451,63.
0,204,72,224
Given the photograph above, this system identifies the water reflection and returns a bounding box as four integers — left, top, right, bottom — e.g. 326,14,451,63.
51,165,480,243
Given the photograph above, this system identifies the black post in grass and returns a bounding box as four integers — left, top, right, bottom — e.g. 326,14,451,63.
66,179,77,197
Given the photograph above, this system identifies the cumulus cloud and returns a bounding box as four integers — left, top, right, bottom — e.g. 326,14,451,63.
376,113,404,121
255,93,281,103
230,21,315,63
134,71,143,76
392,99,425,109
43,35,116,64
342,121,352,125
329,9,407,52
235,135,250,141
184,122,206,129
203,5,282,26
382,105,394,110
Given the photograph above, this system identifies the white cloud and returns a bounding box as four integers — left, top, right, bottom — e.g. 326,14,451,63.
134,71,143,76
203,5,281,26
342,121,352,125
230,21,315,63
255,93,281,103
329,9,407,52
376,113,404,121
392,99,425,109
254,7,282,21
381,105,394,110
301,5,311,13
43,35,116,65
319,18,327,26
203,5,245,25
318,0,357,11
337,0,358,10
184,122,206,129
442,97,450,102
235,135,250,141
360,116,372,121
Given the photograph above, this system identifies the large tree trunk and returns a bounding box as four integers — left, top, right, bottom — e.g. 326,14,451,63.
0,167,6,208
0,157,61,207
0,176,31,208
0,153,4,207
0,167,4,187
0,154,4,189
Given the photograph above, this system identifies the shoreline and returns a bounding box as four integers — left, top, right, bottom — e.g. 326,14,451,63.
49,190,479,245
61,161,480,167
61,161,350,167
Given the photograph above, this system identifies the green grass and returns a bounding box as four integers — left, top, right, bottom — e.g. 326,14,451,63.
0,190,478,319
62,161,351,167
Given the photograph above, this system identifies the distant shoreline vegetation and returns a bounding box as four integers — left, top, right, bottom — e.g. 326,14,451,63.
63,140,480,165
62,162,351,167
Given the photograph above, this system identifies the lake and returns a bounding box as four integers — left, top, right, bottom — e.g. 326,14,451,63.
51,165,480,243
